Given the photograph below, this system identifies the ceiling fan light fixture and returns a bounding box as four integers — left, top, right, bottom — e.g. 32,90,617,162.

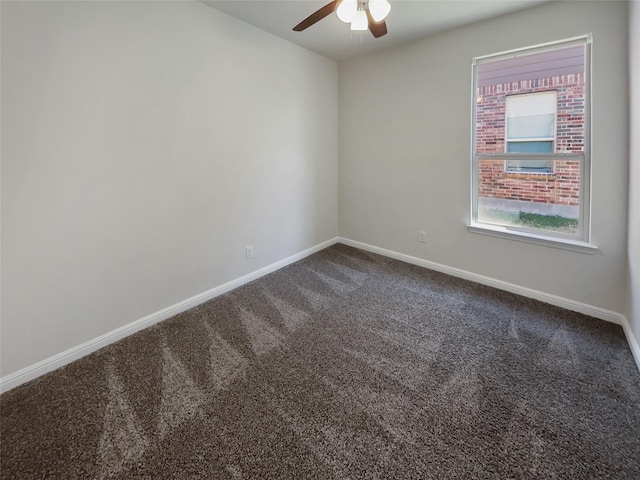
368,0,391,22
292,0,388,38
337,0,358,23
350,9,369,31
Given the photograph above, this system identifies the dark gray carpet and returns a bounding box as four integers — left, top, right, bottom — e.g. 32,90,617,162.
2,244,639,479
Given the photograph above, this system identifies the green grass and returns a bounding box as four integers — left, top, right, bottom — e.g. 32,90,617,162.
479,209,579,235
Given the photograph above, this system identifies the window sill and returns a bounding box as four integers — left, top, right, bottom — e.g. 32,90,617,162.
504,172,556,180
466,223,599,254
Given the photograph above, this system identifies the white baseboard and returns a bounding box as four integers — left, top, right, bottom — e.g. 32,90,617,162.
3,235,638,394
621,317,640,372
339,237,640,373
338,237,625,325
0,238,340,394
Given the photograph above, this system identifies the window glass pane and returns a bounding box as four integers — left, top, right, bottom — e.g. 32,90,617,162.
506,92,556,117
475,44,585,155
507,141,553,153
507,114,555,139
478,158,580,234
505,160,553,173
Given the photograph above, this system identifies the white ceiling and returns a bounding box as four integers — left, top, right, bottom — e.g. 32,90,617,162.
201,0,552,61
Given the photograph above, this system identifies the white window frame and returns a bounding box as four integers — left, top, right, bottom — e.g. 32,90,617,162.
468,35,597,254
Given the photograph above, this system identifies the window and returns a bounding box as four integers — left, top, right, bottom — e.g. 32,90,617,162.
505,91,556,172
469,36,595,252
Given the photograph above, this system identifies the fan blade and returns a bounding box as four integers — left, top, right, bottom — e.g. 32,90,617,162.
293,1,339,31
367,10,388,38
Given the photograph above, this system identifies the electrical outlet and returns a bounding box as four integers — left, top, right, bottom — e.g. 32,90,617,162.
419,231,427,243
246,245,254,260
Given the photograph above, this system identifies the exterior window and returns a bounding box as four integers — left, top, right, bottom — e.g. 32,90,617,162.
505,92,556,172
470,36,593,249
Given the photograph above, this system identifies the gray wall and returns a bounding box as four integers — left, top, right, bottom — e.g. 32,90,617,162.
1,1,339,376
339,1,629,314
628,0,640,348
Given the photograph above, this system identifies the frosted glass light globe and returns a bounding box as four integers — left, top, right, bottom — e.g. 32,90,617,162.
368,0,391,22
337,0,358,23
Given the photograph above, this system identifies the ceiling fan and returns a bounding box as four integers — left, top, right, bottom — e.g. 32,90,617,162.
293,0,392,38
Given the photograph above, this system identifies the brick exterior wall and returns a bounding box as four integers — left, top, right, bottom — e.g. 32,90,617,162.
476,73,585,207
